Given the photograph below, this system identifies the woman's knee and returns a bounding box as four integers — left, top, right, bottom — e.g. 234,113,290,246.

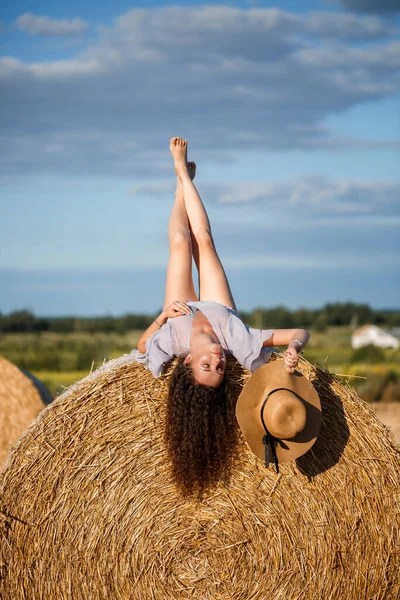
195,228,214,250
169,230,191,253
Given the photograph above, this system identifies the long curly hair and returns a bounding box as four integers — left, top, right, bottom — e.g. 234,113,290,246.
165,358,240,497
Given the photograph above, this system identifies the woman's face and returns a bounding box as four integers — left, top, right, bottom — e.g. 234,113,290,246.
185,343,226,388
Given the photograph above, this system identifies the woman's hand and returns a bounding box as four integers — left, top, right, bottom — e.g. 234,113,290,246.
283,345,299,373
163,301,192,319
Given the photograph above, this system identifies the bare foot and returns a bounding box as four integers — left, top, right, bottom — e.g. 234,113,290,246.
170,137,190,181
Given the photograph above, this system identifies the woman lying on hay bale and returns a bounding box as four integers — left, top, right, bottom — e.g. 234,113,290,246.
135,137,313,495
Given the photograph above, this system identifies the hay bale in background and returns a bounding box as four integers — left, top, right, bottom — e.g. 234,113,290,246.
373,402,400,444
0,356,46,468
20,369,53,406
0,354,398,600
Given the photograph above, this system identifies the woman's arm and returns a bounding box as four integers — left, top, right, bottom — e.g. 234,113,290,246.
137,312,168,354
262,328,310,373
137,301,192,354
263,329,310,349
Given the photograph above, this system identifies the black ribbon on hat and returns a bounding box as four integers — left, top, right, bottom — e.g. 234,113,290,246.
262,431,279,474
260,387,301,474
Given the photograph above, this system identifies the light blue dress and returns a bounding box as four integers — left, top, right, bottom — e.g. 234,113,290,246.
133,300,274,377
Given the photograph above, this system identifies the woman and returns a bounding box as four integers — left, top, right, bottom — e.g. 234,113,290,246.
136,137,310,495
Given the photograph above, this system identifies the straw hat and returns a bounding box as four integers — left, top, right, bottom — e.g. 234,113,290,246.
236,361,321,469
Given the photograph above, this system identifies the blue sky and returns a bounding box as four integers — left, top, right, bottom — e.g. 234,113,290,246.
0,0,399,316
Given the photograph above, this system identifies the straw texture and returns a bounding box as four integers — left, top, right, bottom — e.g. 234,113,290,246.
0,356,45,468
0,353,399,600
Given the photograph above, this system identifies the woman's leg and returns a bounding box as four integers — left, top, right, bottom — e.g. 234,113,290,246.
170,137,236,310
163,172,198,310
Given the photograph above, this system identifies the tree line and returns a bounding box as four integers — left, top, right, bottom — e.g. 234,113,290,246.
1,303,399,334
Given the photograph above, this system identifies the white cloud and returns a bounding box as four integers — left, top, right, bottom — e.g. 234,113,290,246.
216,177,400,211
130,176,400,253
30,59,101,79
16,13,88,37
113,6,397,42
0,6,399,178
295,41,400,69
134,176,399,216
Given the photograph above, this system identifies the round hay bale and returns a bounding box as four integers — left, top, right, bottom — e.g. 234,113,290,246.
0,356,46,468
0,354,399,600
20,369,53,406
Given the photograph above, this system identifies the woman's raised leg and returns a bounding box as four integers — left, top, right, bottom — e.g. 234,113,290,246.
170,137,236,310
163,167,198,310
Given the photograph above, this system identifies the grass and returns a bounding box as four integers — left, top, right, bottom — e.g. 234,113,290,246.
0,327,398,399
32,370,90,396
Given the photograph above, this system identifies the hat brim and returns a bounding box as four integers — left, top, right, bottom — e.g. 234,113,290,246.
236,361,321,464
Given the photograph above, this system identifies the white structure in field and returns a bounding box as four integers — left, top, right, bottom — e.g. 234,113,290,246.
352,324,400,350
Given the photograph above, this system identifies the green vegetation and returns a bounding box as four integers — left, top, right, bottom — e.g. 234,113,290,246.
0,330,141,371
0,311,153,334
304,330,400,403
0,304,399,400
0,325,399,401
350,344,385,364
0,331,141,395
1,302,400,334
29,370,90,397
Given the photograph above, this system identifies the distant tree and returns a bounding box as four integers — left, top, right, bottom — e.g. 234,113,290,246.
292,308,316,328
385,312,400,328
349,344,385,364
115,314,153,333
314,312,328,332
1,303,399,334
244,307,295,329
49,318,76,333
238,311,252,326
4,310,36,332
